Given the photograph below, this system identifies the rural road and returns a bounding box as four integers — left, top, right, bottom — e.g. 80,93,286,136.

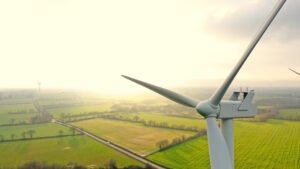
54,119,167,169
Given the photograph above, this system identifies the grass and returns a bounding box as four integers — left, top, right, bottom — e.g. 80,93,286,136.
72,118,196,155
0,135,143,168
277,109,300,121
258,106,272,110
48,105,112,118
0,123,80,140
148,119,300,169
0,104,37,125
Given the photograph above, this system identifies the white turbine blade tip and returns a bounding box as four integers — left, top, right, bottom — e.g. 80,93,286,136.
288,68,300,76
121,75,199,107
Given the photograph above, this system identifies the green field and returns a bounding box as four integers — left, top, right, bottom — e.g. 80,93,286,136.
148,119,300,169
0,104,37,125
0,135,143,168
72,118,196,155
48,105,112,118
0,123,80,140
277,109,300,121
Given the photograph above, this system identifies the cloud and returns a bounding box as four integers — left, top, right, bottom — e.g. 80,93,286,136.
205,0,300,41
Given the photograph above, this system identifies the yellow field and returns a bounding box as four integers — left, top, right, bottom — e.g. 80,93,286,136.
72,118,196,155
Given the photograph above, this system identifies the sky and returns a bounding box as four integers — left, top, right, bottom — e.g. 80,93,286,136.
0,0,299,94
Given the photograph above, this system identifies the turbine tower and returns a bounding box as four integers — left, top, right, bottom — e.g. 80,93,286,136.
289,68,300,76
122,0,287,169
37,81,41,93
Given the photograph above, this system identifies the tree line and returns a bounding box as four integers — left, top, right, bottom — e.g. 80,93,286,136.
99,114,201,132
0,129,36,141
156,129,207,151
0,128,79,142
0,160,155,169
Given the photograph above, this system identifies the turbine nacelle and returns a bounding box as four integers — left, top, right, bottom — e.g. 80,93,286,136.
196,90,257,119
218,90,257,119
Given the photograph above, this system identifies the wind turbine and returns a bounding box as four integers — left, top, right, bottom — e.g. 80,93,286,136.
289,68,300,76
122,0,287,169
37,81,41,93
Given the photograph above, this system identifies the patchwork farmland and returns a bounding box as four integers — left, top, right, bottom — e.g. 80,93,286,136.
0,89,299,168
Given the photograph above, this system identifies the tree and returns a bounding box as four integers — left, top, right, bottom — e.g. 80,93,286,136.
21,131,26,139
11,133,15,140
69,128,76,136
58,130,64,136
198,128,207,136
10,118,15,125
172,137,182,145
60,113,65,119
156,140,169,150
105,159,118,169
133,116,139,122
0,135,4,142
27,130,36,138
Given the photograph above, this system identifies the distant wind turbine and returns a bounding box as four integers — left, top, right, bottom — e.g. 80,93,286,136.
289,68,300,76
37,81,41,93
122,0,287,169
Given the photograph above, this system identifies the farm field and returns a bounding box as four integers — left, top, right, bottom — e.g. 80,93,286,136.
0,104,37,125
0,135,143,168
47,104,112,118
118,112,207,129
117,105,272,126
148,119,300,169
0,98,32,105
0,123,80,140
277,109,300,121
72,118,196,155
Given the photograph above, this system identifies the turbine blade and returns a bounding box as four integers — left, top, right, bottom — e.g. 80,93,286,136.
122,75,199,107
210,0,287,106
289,68,300,76
206,117,233,169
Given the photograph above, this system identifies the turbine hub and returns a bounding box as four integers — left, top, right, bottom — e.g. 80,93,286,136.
196,100,220,118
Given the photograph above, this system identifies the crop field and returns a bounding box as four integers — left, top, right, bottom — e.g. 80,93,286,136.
0,104,37,125
0,135,143,168
0,123,80,140
258,106,272,110
47,104,112,118
119,112,207,129
0,98,32,105
72,118,196,155
148,119,300,169
277,109,300,121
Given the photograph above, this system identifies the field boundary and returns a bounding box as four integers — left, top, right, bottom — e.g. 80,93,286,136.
54,119,170,169
0,134,83,143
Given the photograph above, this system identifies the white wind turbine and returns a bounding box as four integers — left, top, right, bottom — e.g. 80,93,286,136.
289,68,300,76
122,0,287,169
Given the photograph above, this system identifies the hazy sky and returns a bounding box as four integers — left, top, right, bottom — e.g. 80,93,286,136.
0,0,299,93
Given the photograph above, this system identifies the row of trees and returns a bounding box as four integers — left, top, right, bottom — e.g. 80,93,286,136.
0,129,36,141
6,160,155,169
111,103,195,115
156,129,207,151
99,114,201,132
58,128,77,136
59,111,108,120
0,128,78,142
8,109,36,115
